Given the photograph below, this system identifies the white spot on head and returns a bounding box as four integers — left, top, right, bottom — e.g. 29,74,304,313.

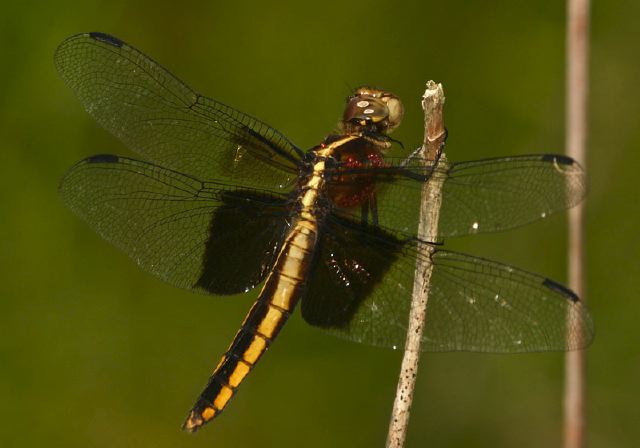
363,108,375,114
356,100,369,107
471,222,479,230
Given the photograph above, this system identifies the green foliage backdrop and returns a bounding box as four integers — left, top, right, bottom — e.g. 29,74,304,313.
1,1,638,446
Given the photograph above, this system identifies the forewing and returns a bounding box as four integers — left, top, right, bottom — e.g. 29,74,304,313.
437,154,586,238
59,155,290,295
302,218,593,352
328,154,586,241
55,32,302,191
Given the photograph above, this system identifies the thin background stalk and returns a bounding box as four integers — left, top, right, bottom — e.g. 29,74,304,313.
564,0,590,447
386,81,446,448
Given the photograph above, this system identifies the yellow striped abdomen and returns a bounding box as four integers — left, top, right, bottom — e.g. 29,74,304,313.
182,138,351,432
182,223,317,432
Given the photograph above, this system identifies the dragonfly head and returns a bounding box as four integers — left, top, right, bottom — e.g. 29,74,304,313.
341,87,404,136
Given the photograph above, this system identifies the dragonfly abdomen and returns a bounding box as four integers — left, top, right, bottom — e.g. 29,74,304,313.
182,205,321,432
182,136,364,431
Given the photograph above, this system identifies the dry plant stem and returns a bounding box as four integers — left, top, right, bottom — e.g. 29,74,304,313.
564,1,590,447
386,81,446,448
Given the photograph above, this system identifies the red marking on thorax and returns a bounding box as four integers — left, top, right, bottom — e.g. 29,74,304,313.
328,140,387,209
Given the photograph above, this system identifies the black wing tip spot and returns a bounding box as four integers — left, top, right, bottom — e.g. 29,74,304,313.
542,278,580,302
541,154,575,166
88,32,124,47
86,154,120,164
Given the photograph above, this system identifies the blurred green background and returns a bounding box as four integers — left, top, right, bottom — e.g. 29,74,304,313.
1,0,638,447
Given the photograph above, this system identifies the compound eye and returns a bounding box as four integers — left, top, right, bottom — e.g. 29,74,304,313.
384,97,404,131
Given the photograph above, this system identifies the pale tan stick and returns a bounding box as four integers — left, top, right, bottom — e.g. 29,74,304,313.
564,0,590,447
386,81,446,448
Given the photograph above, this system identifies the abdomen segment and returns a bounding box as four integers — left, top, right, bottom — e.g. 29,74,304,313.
182,226,316,432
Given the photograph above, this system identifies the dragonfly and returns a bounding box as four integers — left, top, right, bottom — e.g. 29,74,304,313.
55,32,594,433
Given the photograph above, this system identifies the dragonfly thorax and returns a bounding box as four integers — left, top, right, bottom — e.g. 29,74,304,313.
324,137,386,209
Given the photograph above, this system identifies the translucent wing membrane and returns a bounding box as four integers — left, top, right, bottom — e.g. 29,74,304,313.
59,155,290,295
427,251,593,351
302,217,401,329
438,154,586,238
56,32,592,354
55,32,303,192
302,217,593,352
328,154,586,242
